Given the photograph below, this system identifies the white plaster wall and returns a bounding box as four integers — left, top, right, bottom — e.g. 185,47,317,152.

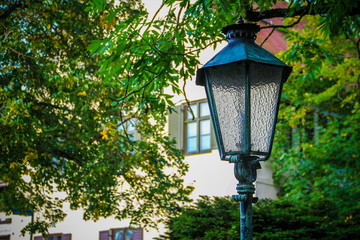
256,161,280,199
0,213,31,240
184,150,237,198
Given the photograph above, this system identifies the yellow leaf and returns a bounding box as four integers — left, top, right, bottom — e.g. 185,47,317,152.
78,91,86,96
46,24,51,30
10,162,18,169
101,129,109,140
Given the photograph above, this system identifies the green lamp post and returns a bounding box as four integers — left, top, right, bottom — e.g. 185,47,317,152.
196,17,292,240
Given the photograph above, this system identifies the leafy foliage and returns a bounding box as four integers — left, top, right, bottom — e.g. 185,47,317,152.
254,198,360,240
159,196,360,240
0,0,193,235
272,16,360,214
157,196,240,240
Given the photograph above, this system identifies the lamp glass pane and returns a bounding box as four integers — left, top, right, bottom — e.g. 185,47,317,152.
206,62,246,154
249,62,283,153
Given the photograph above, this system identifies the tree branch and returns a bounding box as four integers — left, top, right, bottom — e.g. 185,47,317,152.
245,4,360,22
52,149,83,166
260,14,305,30
260,28,275,47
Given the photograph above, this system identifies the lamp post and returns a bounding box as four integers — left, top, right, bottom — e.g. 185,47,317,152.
196,17,292,240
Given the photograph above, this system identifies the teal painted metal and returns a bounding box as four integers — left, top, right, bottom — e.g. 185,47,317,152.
232,156,261,240
195,16,292,240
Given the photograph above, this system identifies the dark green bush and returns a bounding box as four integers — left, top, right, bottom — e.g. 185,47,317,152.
158,197,360,240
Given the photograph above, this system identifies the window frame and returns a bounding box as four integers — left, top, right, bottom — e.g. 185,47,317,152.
183,100,213,155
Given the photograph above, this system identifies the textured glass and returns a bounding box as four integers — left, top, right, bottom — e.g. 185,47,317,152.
206,62,246,154
187,122,197,137
249,62,282,153
200,135,211,150
200,120,211,135
187,104,198,120
200,102,210,117
187,137,197,152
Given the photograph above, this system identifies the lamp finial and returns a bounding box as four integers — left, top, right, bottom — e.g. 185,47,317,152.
237,16,244,24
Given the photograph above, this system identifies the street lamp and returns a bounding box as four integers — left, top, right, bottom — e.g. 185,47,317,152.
196,17,292,240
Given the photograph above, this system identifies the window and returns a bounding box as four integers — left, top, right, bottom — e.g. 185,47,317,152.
184,100,212,154
113,228,133,240
168,99,217,155
0,218,11,224
99,228,143,240
34,234,71,240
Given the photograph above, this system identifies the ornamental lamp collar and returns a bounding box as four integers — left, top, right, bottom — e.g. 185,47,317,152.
221,16,260,41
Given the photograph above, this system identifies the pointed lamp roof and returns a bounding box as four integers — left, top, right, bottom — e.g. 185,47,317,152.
196,17,292,86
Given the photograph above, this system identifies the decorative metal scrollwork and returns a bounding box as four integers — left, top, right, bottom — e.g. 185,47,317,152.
232,156,261,203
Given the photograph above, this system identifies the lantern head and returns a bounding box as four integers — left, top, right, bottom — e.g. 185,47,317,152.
196,17,292,161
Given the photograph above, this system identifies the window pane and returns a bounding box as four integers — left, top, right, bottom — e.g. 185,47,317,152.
187,122,197,137
125,230,133,240
56,237,61,240
48,237,54,240
200,102,210,117
114,230,123,240
187,137,197,152
200,120,211,135
200,135,211,150
187,104,198,120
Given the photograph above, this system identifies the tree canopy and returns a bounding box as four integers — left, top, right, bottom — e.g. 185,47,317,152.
272,15,360,214
1,0,193,235
1,0,359,236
